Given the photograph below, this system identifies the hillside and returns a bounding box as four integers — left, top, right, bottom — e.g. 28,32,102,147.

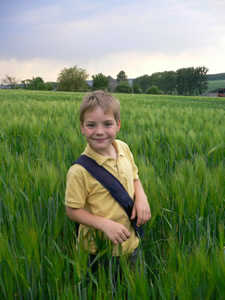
207,73,225,81
206,80,225,93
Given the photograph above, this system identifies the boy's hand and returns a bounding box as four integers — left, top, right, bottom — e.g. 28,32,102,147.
66,207,130,245
131,196,151,227
132,179,151,227
100,219,131,245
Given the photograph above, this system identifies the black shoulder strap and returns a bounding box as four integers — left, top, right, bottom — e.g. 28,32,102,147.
72,155,143,238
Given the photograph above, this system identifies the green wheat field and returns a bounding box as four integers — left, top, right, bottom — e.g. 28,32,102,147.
0,90,224,299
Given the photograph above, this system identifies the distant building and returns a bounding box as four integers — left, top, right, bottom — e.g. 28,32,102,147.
0,84,12,89
207,88,225,97
86,80,93,87
107,76,118,92
128,79,134,86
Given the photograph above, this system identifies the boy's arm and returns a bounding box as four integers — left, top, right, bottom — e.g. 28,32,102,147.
131,179,151,227
66,206,131,245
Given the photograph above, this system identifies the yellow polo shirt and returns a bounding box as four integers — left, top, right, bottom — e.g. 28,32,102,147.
65,139,139,256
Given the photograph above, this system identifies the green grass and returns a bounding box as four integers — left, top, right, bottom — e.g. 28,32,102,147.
206,80,225,93
0,90,224,299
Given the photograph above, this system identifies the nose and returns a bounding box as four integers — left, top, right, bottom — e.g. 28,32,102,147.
96,125,104,135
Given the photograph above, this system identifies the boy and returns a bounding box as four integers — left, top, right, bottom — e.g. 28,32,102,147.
65,90,151,267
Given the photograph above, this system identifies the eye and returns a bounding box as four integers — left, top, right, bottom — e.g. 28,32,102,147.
87,123,95,128
105,122,113,127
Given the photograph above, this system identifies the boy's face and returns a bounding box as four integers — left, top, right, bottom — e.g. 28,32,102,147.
81,107,121,155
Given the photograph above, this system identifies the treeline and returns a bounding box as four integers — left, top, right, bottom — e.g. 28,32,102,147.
50,65,209,96
133,66,208,95
21,77,56,91
1,75,56,91
1,65,209,96
207,73,225,81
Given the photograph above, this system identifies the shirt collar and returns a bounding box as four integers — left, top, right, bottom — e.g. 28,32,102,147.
83,140,124,166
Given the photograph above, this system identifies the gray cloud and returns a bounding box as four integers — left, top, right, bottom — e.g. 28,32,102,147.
0,0,225,79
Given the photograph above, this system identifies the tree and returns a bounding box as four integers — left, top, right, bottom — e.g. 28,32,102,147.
193,66,208,95
149,73,162,90
2,75,19,89
22,77,46,90
176,67,194,95
160,71,177,94
116,70,128,82
133,75,151,93
57,65,89,92
45,82,54,91
146,85,160,94
115,81,132,93
92,73,109,91
33,77,46,90
21,79,33,89
21,77,50,90
176,66,208,95
133,84,141,94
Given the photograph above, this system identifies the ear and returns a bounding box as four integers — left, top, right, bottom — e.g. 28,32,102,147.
80,122,85,134
116,120,121,133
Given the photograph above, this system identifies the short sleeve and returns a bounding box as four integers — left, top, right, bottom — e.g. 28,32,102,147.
65,166,87,208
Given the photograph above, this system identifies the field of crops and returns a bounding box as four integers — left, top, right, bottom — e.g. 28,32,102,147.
0,90,224,299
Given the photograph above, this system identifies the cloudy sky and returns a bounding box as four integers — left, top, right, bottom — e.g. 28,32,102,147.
1,0,224,82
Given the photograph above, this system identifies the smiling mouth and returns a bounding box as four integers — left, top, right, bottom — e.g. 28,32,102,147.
94,139,106,141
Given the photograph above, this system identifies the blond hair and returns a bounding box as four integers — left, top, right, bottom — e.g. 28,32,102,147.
80,90,120,124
